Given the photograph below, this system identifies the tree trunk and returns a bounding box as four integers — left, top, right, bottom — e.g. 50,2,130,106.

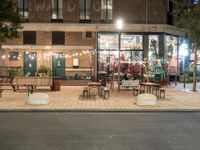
192,42,198,91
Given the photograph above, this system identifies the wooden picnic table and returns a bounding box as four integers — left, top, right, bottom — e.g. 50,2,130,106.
140,82,161,94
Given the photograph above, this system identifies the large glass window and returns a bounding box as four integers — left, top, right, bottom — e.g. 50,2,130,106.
80,0,91,21
121,34,143,50
51,0,63,21
178,37,190,73
101,0,113,21
99,34,119,50
148,35,159,67
98,33,143,77
165,35,178,74
18,0,29,21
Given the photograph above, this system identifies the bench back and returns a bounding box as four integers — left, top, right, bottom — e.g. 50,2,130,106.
0,77,13,83
13,77,53,86
122,80,139,87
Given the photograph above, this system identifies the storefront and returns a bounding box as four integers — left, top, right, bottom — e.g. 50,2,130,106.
0,46,95,80
97,33,143,79
97,32,190,81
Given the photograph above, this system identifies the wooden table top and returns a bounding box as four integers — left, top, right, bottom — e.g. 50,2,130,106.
88,82,101,86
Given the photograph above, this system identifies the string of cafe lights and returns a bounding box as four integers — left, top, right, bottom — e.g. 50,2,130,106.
1,50,94,60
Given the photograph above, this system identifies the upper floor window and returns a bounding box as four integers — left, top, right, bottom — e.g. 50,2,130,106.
52,32,65,45
23,31,36,45
80,0,91,22
51,0,63,22
101,0,113,22
18,0,29,21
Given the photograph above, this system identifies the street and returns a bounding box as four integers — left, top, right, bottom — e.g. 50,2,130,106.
0,112,200,150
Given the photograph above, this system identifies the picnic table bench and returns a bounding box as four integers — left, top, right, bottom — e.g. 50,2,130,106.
0,77,15,90
12,76,53,92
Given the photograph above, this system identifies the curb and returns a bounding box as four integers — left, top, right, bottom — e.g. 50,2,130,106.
1,108,200,113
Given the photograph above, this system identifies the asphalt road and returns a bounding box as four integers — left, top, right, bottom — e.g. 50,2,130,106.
0,112,200,150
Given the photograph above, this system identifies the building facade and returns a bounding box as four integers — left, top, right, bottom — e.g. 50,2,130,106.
0,0,189,81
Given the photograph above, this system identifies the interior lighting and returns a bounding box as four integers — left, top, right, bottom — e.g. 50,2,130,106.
115,18,124,30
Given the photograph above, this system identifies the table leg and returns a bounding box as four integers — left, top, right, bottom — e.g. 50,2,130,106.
88,86,90,98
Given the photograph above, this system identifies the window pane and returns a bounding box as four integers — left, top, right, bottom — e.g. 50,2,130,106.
80,0,85,20
86,0,91,19
165,35,178,74
101,0,112,20
148,35,159,66
52,0,57,19
121,34,143,50
107,0,113,20
99,34,119,50
52,0,63,19
58,0,63,19
101,0,106,20
18,0,23,10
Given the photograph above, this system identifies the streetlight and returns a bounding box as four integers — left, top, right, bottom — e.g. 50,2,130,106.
115,19,124,91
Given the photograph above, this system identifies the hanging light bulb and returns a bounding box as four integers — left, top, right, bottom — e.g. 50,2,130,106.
2,55,6,59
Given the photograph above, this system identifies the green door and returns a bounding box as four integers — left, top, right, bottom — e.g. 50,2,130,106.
52,53,65,77
24,52,37,76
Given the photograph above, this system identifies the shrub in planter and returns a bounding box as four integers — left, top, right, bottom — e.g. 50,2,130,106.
9,70,18,78
38,64,51,76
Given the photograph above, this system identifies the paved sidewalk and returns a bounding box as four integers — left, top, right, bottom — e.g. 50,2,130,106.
0,83,200,110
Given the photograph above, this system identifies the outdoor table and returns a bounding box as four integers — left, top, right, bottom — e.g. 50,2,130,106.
88,82,101,97
140,82,161,94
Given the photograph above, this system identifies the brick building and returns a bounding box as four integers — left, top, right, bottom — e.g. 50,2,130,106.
0,0,189,81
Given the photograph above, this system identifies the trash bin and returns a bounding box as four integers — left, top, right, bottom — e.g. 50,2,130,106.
98,71,107,86
52,78,61,91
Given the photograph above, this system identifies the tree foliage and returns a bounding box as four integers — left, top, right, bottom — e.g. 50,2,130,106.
172,0,200,47
0,0,22,42
172,0,200,91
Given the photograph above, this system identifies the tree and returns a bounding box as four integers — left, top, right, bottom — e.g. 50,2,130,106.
172,0,200,91
0,0,22,43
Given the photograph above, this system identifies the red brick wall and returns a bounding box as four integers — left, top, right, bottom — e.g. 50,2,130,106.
36,32,52,45
29,0,51,22
65,32,96,47
91,0,101,23
20,0,167,24
113,0,146,23
63,0,79,22
148,0,167,24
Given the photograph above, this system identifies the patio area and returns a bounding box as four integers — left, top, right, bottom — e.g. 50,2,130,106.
0,82,200,110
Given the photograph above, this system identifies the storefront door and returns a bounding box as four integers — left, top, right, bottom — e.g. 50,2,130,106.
24,52,37,76
52,53,65,77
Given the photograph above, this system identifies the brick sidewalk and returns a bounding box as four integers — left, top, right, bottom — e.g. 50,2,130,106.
0,83,200,110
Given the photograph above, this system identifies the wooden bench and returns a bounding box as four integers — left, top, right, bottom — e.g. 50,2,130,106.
101,87,110,99
12,77,53,92
121,80,139,89
0,77,15,90
83,87,89,98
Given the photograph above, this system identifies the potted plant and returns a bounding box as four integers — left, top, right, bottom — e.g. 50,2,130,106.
37,64,51,76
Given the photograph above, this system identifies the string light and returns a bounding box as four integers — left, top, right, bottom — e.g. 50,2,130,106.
2,55,5,59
